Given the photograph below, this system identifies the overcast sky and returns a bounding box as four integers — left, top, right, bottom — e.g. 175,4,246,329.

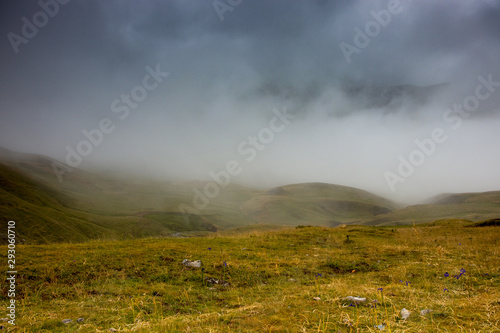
1,0,500,203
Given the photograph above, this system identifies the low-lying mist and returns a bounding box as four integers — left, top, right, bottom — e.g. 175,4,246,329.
1,0,499,204
80,79,500,204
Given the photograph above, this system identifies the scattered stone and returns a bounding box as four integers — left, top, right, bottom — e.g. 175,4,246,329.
77,318,85,323
208,287,217,291
313,297,321,301
62,319,72,324
375,323,386,330
204,277,230,286
401,308,411,320
420,309,432,316
345,296,367,304
182,259,202,268
109,328,117,332
288,278,296,282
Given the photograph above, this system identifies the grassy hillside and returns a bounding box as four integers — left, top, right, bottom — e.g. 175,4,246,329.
426,191,500,206
240,183,401,226
4,223,499,332
366,191,500,226
0,163,226,244
0,149,401,244
0,147,259,233
0,163,117,243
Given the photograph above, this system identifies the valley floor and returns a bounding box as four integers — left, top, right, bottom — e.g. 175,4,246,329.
3,222,500,332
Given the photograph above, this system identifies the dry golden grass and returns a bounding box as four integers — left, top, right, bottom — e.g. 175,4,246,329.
2,222,499,332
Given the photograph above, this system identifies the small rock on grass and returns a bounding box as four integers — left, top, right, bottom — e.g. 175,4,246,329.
62,319,72,324
401,308,411,320
204,277,230,286
420,309,432,316
77,318,85,323
109,328,118,332
182,259,202,268
313,297,321,301
345,296,367,304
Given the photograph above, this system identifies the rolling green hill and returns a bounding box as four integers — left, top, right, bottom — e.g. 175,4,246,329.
240,183,401,226
365,191,500,226
426,191,500,206
0,162,240,244
0,162,117,243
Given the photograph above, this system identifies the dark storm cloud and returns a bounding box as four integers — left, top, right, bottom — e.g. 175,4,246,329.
1,0,499,202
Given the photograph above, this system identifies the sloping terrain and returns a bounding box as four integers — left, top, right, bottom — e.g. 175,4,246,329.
0,163,116,243
1,147,499,244
0,147,258,243
425,191,500,206
240,183,401,226
0,162,244,244
365,191,500,226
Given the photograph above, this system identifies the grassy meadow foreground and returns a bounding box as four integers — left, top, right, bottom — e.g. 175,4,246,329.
3,221,500,332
